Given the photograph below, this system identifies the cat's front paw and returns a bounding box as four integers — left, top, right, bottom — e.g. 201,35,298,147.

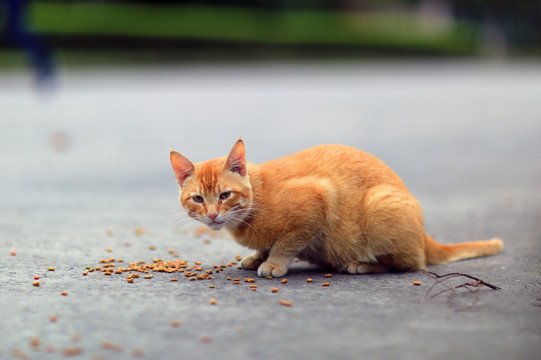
257,262,288,278
241,254,265,270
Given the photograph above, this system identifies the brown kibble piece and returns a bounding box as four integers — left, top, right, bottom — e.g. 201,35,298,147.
271,288,279,293
29,337,40,348
61,291,68,296
322,282,330,287
307,278,313,282
33,281,40,287
279,299,293,307
143,274,153,279
413,281,422,286
324,273,333,278
134,227,146,235
171,278,178,282
171,320,181,327
62,347,83,356
47,267,55,271
200,336,212,343
133,349,145,357
50,315,57,322
280,279,288,284
210,298,217,305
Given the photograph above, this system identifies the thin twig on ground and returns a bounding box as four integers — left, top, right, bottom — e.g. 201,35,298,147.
423,270,501,311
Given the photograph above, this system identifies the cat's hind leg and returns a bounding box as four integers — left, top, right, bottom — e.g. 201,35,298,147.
344,262,390,274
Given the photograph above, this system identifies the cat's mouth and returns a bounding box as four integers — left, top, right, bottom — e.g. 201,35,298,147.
207,220,226,231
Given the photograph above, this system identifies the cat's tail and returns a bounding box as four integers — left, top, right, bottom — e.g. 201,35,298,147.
424,234,503,265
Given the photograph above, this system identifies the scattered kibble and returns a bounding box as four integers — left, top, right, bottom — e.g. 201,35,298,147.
134,227,146,235
106,248,112,253
47,267,55,271
307,278,313,283
210,298,217,305
33,281,40,287
324,273,333,278
413,281,422,286
171,320,181,327
34,275,40,280
279,299,293,307
280,279,288,284
61,291,68,296
29,337,40,348
322,282,330,287
143,274,153,279
10,251,16,256
209,284,215,288
271,287,279,293
148,245,156,251
50,315,57,322
102,341,123,352
62,347,83,356
82,271,88,276
133,349,145,357
170,278,178,282
200,336,212,343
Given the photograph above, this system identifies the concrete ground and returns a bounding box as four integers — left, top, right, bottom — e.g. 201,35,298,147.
1,60,540,360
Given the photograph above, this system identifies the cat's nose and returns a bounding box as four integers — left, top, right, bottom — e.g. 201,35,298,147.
207,212,219,221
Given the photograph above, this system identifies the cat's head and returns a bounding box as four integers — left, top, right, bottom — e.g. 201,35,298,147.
170,139,253,231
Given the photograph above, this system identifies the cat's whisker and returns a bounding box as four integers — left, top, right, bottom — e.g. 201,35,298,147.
227,216,257,233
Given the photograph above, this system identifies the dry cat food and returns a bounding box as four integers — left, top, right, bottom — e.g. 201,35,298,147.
47,267,55,271
324,273,333,278
33,281,40,287
279,299,293,307
271,287,279,293
413,281,422,286
62,347,83,356
321,282,331,287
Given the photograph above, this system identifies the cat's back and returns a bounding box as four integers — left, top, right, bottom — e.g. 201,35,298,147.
258,144,406,190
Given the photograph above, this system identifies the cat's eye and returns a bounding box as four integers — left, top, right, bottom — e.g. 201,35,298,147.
219,191,231,200
192,195,204,203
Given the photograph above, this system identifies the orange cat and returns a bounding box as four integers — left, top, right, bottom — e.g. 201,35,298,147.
170,139,503,277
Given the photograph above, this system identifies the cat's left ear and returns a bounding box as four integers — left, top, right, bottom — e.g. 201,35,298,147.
170,150,195,187
225,139,247,176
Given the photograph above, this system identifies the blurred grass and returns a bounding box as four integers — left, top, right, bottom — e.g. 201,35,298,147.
27,2,478,53
1,1,480,70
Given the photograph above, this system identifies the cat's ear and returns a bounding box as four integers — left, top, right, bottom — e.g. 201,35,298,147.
170,150,195,187
225,139,247,176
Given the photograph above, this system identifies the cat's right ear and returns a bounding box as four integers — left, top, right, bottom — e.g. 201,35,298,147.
170,151,195,187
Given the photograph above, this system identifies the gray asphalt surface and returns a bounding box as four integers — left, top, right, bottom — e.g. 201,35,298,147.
1,61,540,360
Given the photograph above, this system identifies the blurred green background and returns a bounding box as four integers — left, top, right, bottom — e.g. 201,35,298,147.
1,0,540,72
